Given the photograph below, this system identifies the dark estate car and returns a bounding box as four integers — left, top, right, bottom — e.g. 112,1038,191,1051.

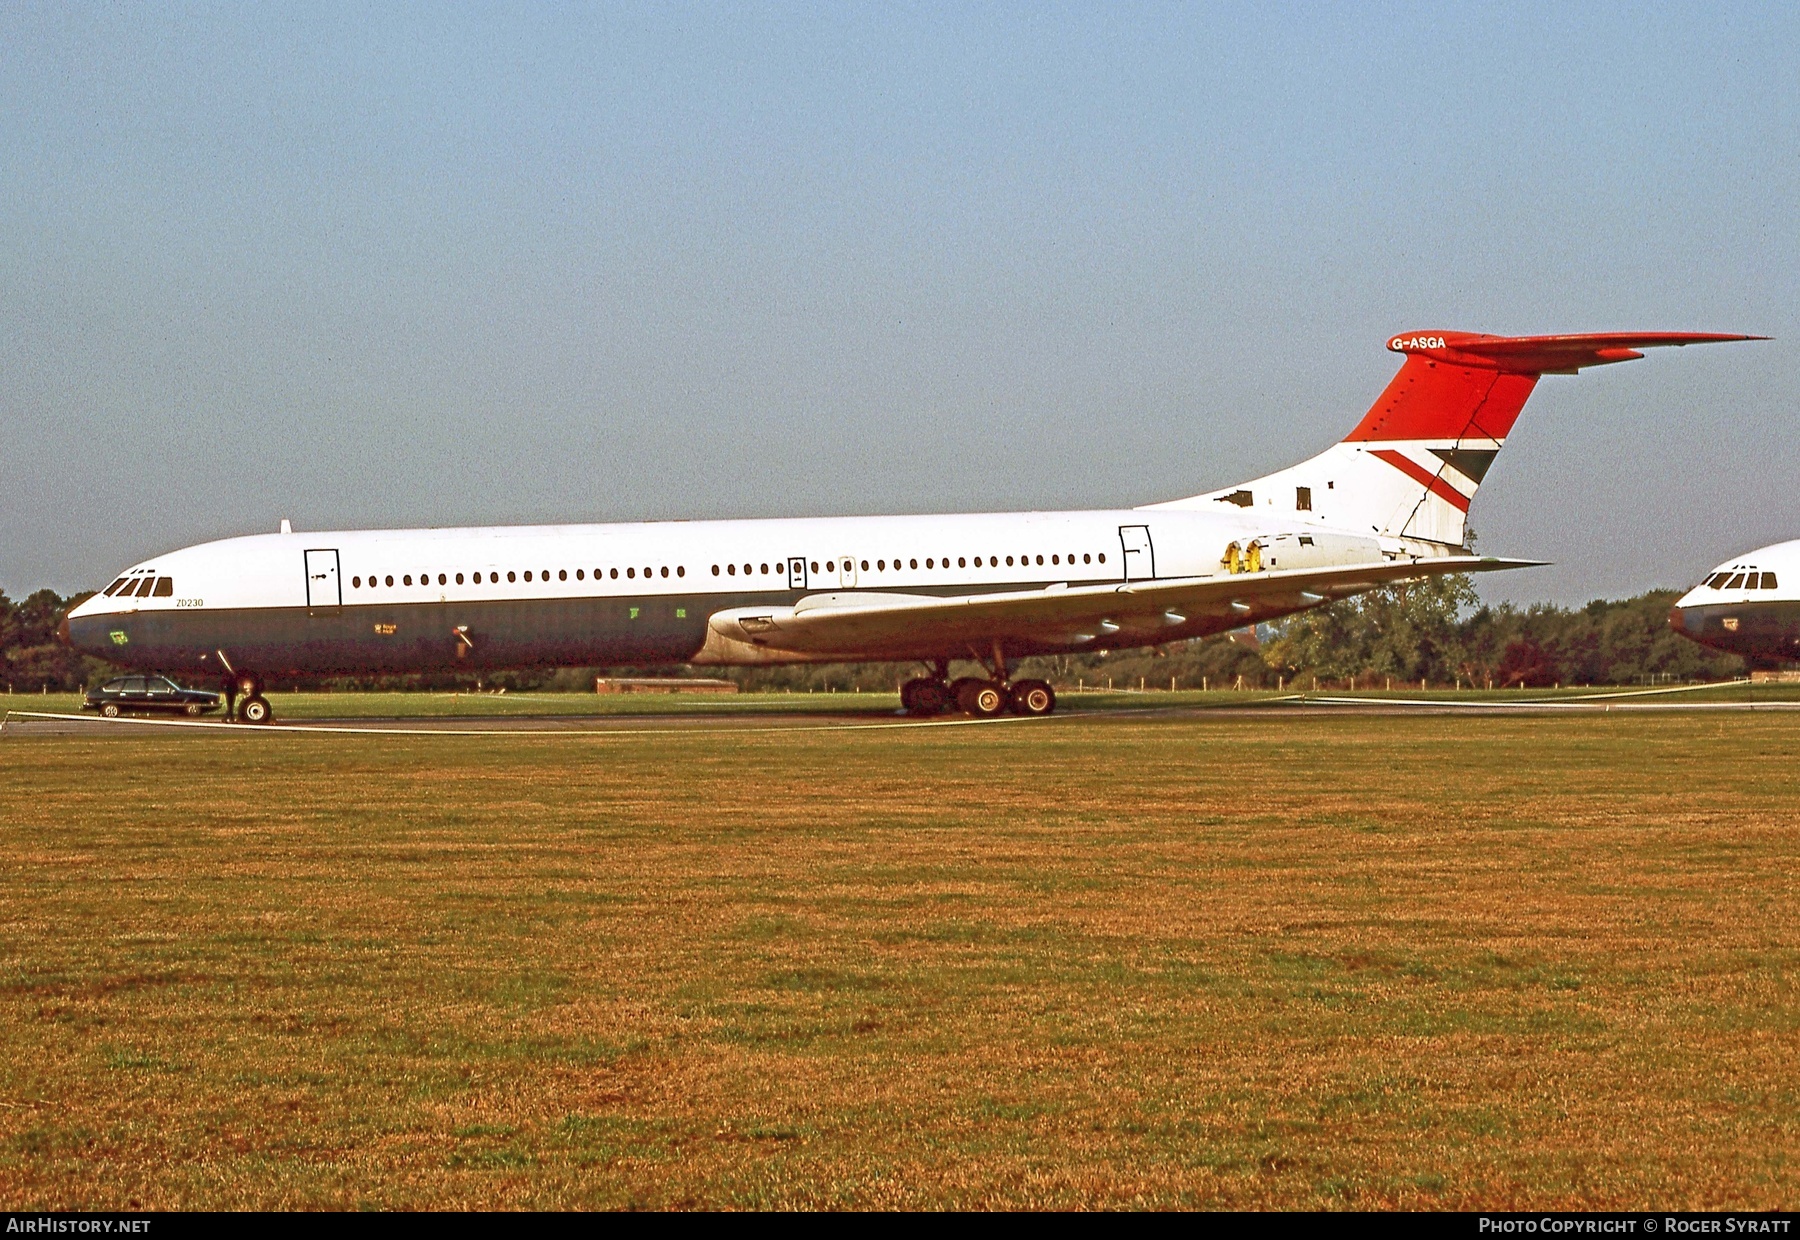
83,675,221,718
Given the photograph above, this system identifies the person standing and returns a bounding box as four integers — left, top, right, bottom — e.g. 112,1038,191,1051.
221,675,238,721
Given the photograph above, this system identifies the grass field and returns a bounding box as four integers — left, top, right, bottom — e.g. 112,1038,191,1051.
1,704,1796,1208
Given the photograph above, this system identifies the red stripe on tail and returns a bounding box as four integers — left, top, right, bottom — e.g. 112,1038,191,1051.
1370,449,1471,513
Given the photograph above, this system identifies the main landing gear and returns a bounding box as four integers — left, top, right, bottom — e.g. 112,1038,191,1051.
900,655,1056,718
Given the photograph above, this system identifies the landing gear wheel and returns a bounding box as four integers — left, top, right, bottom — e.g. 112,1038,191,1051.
901,678,950,717
957,679,1009,717
1009,679,1056,716
949,677,986,715
239,695,273,725
973,681,1009,717
100,702,120,718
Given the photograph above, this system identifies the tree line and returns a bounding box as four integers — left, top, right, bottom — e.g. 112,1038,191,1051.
1261,575,1744,688
0,589,106,694
0,577,1744,696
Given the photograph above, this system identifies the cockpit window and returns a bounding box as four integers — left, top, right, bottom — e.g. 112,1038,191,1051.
103,577,131,596
132,577,155,597
1763,573,1779,590
1706,573,1730,589
151,578,173,597
1725,573,1746,589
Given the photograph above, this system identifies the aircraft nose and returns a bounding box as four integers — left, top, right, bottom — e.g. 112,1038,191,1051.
56,614,71,646
1667,605,1690,634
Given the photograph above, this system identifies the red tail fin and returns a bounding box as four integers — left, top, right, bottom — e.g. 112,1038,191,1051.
1344,331,1764,444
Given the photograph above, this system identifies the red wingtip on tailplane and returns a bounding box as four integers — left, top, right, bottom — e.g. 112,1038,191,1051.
1346,330,1765,444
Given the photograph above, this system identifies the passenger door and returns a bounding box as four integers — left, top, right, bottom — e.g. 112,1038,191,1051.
1118,525,1155,581
304,549,341,614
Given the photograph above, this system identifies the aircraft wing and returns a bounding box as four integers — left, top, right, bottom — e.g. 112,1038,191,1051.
700,555,1542,661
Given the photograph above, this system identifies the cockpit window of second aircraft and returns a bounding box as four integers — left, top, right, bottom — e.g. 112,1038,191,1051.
1709,571,1777,590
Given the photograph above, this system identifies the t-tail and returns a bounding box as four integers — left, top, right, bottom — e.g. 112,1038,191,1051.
1144,330,1764,550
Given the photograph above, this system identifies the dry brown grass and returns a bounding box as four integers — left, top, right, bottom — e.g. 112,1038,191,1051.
0,711,1795,1208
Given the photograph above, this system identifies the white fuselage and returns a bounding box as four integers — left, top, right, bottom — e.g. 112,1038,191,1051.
65,503,1405,676
78,506,1407,613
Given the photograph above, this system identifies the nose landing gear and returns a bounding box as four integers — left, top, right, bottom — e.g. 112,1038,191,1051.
232,675,274,724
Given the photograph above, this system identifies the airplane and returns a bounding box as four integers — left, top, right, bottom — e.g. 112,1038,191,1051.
63,329,1760,723
1669,540,1800,666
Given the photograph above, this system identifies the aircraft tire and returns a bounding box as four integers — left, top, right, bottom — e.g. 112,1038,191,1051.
1009,679,1055,716
900,677,927,714
964,680,1008,717
909,680,950,716
950,677,988,714
240,695,273,725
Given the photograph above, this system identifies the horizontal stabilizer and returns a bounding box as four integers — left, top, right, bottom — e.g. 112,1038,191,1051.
1386,331,1766,374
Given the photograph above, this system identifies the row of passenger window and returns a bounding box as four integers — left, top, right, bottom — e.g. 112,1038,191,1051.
103,575,172,598
712,552,1104,576
353,565,687,589
1708,570,1778,590
352,551,1108,591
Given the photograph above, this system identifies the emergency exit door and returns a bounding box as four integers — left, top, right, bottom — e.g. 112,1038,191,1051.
788,557,809,590
1118,525,1155,581
305,549,341,613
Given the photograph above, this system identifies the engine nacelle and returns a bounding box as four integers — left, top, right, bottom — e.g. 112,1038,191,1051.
1251,531,1385,572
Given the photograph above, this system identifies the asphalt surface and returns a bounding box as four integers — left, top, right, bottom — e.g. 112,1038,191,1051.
6,692,1798,738
0,708,1041,737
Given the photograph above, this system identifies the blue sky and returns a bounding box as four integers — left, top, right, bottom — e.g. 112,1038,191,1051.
3,3,1795,603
